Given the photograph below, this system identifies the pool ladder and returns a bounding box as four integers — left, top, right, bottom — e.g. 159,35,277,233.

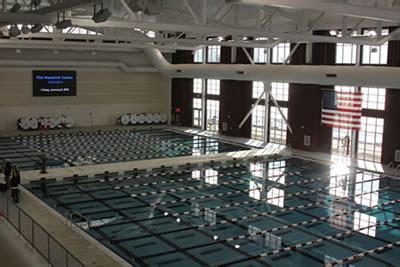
65,209,91,230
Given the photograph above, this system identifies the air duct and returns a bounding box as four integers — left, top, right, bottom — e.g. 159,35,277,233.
143,48,400,88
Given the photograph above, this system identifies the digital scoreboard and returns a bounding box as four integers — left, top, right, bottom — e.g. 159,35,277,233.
33,70,76,97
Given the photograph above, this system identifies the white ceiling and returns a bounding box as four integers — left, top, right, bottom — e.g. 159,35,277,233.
0,0,400,53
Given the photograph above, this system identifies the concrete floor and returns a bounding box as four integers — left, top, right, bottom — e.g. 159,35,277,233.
0,219,47,267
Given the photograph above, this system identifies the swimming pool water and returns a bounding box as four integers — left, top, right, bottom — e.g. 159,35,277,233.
25,157,400,266
1,128,249,170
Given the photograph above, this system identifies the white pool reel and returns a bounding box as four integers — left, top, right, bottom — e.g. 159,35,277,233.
118,112,168,125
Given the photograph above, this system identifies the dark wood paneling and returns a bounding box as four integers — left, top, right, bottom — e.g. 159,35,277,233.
172,50,193,64
171,78,193,127
219,80,252,138
290,43,306,65
312,30,336,65
287,83,332,152
382,39,400,163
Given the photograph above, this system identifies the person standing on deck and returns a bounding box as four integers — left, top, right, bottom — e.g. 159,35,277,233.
10,166,21,203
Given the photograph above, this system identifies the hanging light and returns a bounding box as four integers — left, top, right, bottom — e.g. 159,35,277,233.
92,3,112,23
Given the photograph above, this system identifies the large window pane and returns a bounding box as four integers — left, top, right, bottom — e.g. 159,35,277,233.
362,29,388,65
361,87,386,110
358,117,384,162
207,79,220,95
269,106,287,144
193,78,203,94
272,43,290,63
271,82,289,102
207,46,221,63
251,105,265,141
194,48,203,63
206,100,220,132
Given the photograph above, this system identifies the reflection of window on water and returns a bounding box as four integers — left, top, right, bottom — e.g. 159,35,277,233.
192,170,201,180
205,169,218,185
328,203,348,228
192,136,203,156
355,173,380,207
267,161,286,182
325,255,354,267
205,139,219,155
267,188,284,207
329,175,350,198
204,208,216,223
249,180,262,200
353,212,377,237
248,225,282,249
250,162,266,178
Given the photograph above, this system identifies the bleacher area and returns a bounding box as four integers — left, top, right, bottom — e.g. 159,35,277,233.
0,128,250,171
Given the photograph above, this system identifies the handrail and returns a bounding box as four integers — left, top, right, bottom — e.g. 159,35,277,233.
0,194,85,267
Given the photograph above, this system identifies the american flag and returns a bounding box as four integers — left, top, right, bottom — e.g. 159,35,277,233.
321,89,362,131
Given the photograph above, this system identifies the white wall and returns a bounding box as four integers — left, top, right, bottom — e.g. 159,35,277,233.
0,69,171,132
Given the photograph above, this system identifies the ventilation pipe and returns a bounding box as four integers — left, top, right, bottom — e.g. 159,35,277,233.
144,48,400,88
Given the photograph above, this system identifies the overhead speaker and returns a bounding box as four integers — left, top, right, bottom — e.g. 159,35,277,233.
127,0,146,12
21,24,30,34
55,19,72,29
31,23,43,33
30,0,42,6
9,3,21,13
92,8,112,23
144,0,166,15
8,25,21,37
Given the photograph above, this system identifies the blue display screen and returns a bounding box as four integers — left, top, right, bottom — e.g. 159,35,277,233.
33,70,76,96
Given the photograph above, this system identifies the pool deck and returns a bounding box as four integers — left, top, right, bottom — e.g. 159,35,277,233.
3,125,399,267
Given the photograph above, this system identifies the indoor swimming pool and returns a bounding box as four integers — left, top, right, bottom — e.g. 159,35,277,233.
25,157,400,266
0,128,249,170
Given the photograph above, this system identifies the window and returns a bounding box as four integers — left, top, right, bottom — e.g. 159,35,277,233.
361,87,386,110
336,43,357,64
251,105,265,141
254,47,268,63
254,37,268,63
207,79,220,95
331,127,353,156
193,78,203,94
362,29,388,65
62,27,98,35
207,45,221,63
194,48,203,63
252,81,265,99
358,117,384,162
271,82,289,102
272,43,290,63
269,107,287,144
206,100,219,131
193,98,203,128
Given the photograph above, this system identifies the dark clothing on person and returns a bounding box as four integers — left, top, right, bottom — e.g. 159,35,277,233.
10,172,20,203
3,163,11,176
3,162,12,190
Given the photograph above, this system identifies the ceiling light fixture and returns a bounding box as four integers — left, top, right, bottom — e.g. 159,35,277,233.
92,3,112,23
9,3,21,13
329,30,337,36
9,24,21,37
55,11,72,29
31,23,43,33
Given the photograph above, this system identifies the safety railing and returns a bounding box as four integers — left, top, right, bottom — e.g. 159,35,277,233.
0,194,85,267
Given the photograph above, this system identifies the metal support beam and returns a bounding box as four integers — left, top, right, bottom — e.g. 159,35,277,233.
29,0,97,15
239,47,293,134
183,0,200,24
228,0,400,23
